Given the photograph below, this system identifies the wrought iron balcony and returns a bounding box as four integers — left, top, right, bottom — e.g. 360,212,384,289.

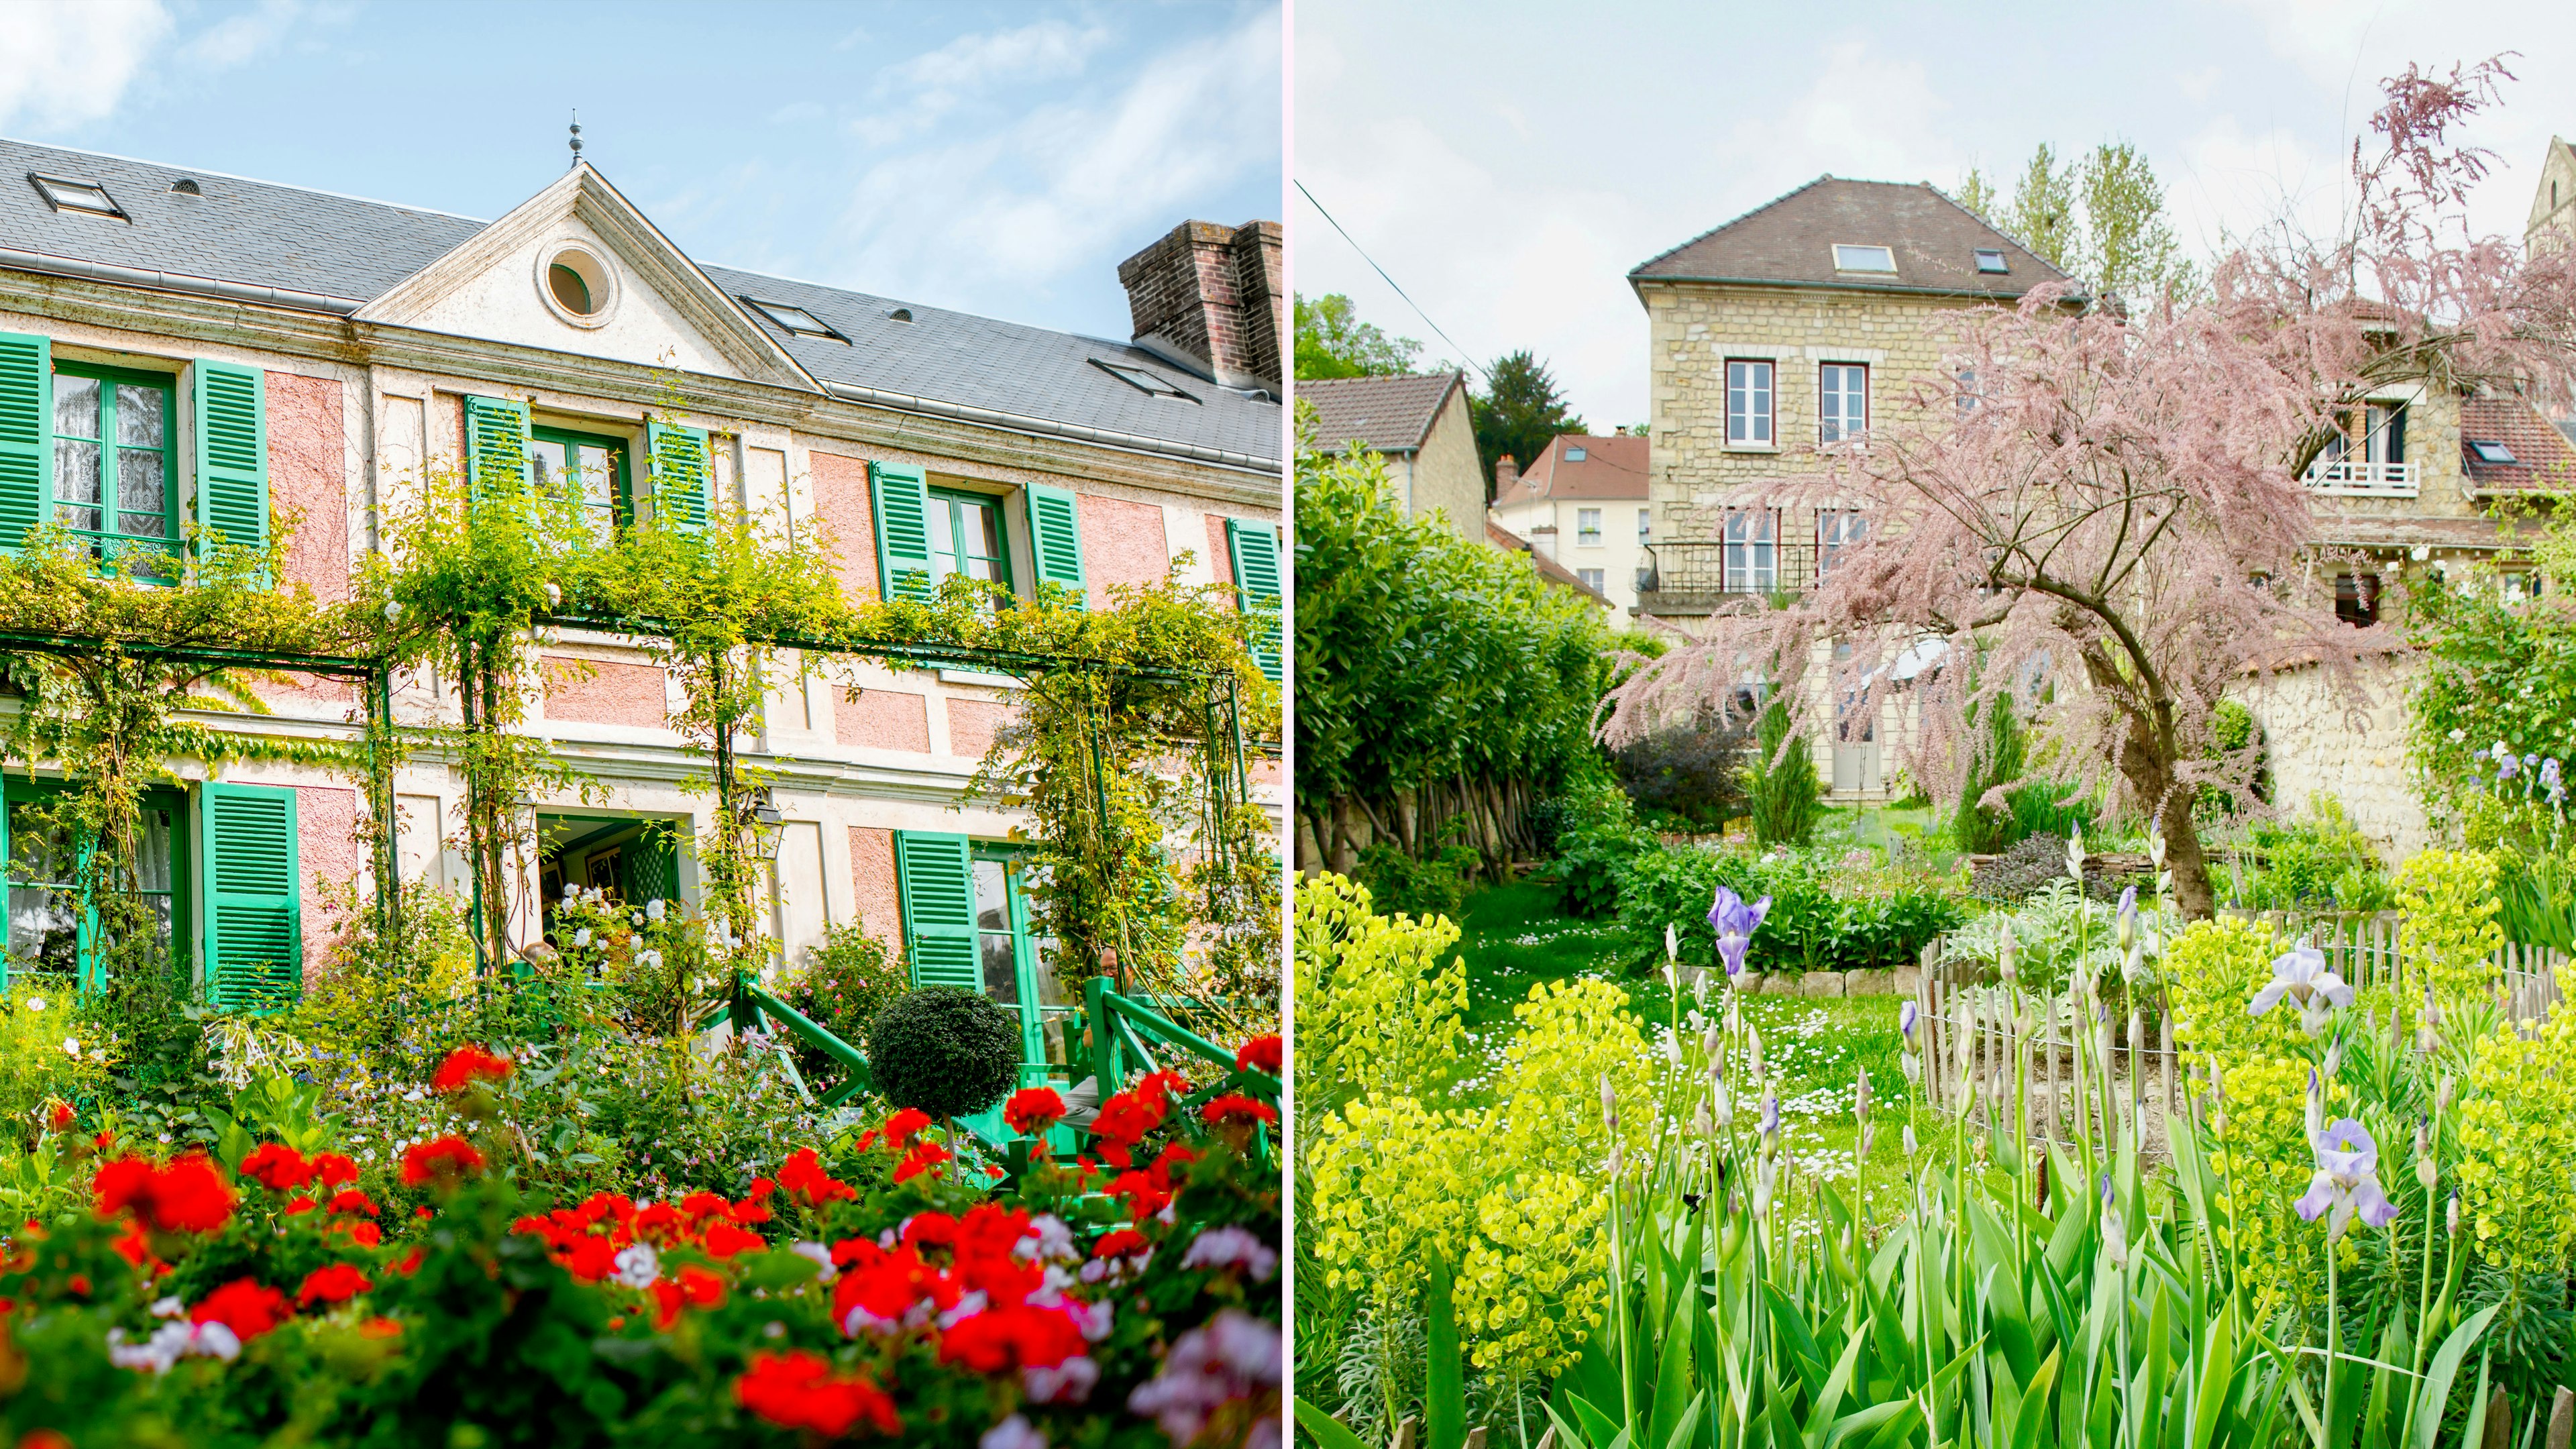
2303,459,2418,496
1635,540,1823,614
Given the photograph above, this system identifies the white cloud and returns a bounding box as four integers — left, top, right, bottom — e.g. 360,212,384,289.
1726,39,1955,186
0,0,172,132
833,11,1278,307
850,17,1112,148
182,0,304,70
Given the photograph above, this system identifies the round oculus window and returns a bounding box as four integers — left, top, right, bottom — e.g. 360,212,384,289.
537,244,614,327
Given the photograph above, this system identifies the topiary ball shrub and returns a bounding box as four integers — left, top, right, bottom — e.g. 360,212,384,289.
866,985,1022,1121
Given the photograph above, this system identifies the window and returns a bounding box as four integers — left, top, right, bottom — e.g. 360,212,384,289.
930,488,1012,597
541,246,612,323
1576,507,1603,545
29,174,124,220
1724,508,1777,592
1636,507,1652,541
2336,572,2381,627
1955,367,1980,413
974,851,1071,1071
1090,358,1197,401
1726,360,1774,445
2505,571,2544,603
1577,568,1606,592
2469,439,2518,465
529,427,630,545
52,361,177,580
1635,564,1656,593
1833,244,1897,272
1974,248,2010,274
1818,508,1866,575
740,297,849,343
1819,363,1868,443
5,784,186,995
2365,403,2407,465
1565,446,1588,462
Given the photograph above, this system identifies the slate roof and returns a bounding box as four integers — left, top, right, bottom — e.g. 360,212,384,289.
1296,372,1465,454
1631,176,2069,299
1503,433,1650,501
0,136,1278,466
2461,395,2576,492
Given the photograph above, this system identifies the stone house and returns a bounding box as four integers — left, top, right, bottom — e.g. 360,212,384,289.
1487,431,1654,612
0,136,1283,1077
1297,370,1484,541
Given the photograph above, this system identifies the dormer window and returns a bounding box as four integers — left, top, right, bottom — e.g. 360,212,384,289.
741,297,849,343
1565,445,1587,462
2470,439,2519,465
1091,359,1197,401
30,174,125,221
1831,244,1896,273
1974,248,2009,274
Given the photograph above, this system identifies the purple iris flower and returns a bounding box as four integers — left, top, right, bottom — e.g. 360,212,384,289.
1759,1089,1780,1140
2495,743,2520,780
2293,1117,2400,1240
1898,1000,1919,1042
2250,947,2354,1036
1709,885,1772,981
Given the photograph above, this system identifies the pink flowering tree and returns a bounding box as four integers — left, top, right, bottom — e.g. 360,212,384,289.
1604,60,2576,918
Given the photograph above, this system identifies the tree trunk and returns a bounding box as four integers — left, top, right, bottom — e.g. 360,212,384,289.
2115,711,2218,919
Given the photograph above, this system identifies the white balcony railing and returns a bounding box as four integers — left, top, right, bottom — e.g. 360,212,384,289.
2304,459,2419,496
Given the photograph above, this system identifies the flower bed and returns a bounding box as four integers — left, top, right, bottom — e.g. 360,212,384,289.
1,1047,1282,1448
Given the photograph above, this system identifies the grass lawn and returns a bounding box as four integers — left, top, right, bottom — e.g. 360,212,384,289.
1448,875,1946,1227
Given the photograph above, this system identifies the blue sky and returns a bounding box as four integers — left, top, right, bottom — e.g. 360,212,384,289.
0,0,1283,342
1295,0,2576,426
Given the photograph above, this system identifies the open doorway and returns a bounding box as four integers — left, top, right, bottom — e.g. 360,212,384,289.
536,812,682,946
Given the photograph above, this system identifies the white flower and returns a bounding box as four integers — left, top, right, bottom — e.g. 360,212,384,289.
574,928,594,949
611,1242,659,1289
982,1413,1050,1449
62,1037,79,1057
23,997,42,1012
645,898,667,922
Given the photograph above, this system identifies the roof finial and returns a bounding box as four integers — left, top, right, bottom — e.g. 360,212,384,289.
568,111,583,170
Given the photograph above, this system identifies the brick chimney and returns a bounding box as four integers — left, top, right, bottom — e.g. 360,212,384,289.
1116,219,1284,393
1496,455,1521,492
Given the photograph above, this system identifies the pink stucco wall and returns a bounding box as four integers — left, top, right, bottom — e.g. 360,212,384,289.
947,697,1014,761
849,826,900,949
810,452,879,602
267,372,347,602
834,687,930,752
541,657,668,729
294,784,359,971
1204,514,1235,588
1079,494,1169,593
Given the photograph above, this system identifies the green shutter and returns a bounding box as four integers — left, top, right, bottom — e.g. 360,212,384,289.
894,830,978,991
193,361,268,551
870,462,934,603
647,420,711,533
1024,482,1087,608
464,394,531,497
200,782,301,1012
1226,518,1285,682
0,333,50,553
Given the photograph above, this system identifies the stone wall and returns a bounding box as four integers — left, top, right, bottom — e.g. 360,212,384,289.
2236,651,2429,861
1411,392,1487,543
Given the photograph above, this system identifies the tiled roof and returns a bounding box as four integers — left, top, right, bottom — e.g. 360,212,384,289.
1503,433,1649,501
2461,395,2576,492
0,135,1278,466
1487,518,1613,607
1297,372,1464,455
1631,176,2070,298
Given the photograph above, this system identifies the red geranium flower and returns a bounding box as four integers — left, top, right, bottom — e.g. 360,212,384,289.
283,1195,319,1216
1199,1094,1280,1129
702,1222,765,1259
430,1044,515,1093
390,1247,423,1277
326,1189,380,1218
734,1349,903,1438
775,1147,856,1208
1093,1227,1150,1260
358,1316,402,1339
310,1152,361,1187
239,1143,313,1192
44,1100,74,1133
938,1301,1089,1373
1235,1034,1283,1075
95,1154,237,1234
1004,1087,1067,1136
650,1264,727,1329
295,1263,373,1307
337,1221,384,1249
400,1136,486,1187
882,1108,932,1148
1089,1085,1171,1170
891,1142,951,1185
191,1278,290,1340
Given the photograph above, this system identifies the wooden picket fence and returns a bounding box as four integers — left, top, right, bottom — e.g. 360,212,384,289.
1909,911,2572,1158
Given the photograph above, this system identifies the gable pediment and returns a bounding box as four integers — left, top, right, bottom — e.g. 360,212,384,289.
355,165,816,391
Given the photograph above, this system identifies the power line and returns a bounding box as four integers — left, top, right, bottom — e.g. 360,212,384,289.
1294,178,1489,386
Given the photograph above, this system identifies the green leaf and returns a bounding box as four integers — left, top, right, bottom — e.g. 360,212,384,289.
2413,1304,2502,1449
1427,1249,1466,1449
1295,1399,1372,1449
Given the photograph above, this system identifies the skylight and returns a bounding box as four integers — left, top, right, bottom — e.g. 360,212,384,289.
2469,439,2520,465
30,174,125,220
1973,248,2009,274
739,297,847,343
1091,359,1197,401
1565,446,1588,462
1832,244,1896,273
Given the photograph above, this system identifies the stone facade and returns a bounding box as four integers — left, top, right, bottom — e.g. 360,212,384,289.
2237,652,2428,862
1394,386,1486,543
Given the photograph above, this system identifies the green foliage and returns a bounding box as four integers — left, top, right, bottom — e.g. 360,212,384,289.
1609,841,1962,977
1610,716,1748,829
1743,698,1821,847
775,921,905,1087
1295,292,1423,380
1355,841,1481,920
1951,688,2027,853
865,986,1021,1122
1,987,114,1150
2408,566,2576,826
2226,796,2394,912
2078,140,2190,299
1547,775,1655,919
1468,351,1584,502
1294,440,1615,832
2005,142,2084,270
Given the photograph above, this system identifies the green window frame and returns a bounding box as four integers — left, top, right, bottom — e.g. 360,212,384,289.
970,846,1071,1080
530,425,631,544
928,487,1014,600
0,780,191,998
51,359,180,580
